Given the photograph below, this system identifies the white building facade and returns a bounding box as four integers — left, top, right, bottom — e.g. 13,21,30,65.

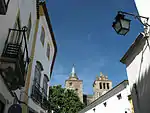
79,80,134,113
120,1,150,113
26,3,57,113
0,0,57,113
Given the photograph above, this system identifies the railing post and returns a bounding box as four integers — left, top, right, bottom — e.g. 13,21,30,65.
22,26,30,64
6,0,11,9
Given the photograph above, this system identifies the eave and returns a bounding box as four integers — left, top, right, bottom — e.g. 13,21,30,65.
120,32,144,64
39,1,57,78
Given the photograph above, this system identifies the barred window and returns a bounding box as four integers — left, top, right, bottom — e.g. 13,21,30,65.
34,61,43,87
43,74,49,95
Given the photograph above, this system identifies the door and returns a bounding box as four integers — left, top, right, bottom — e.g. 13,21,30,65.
0,100,5,113
10,12,21,44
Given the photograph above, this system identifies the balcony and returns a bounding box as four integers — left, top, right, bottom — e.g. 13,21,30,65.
0,27,29,90
0,0,10,15
31,80,42,104
31,80,49,110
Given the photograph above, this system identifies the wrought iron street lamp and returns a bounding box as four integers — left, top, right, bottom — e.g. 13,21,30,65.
112,13,131,36
112,11,150,36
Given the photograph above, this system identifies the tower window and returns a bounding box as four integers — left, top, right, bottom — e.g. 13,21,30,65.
117,94,122,100
103,83,105,89
107,83,109,89
99,82,102,89
75,88,78,92
69,82,72,86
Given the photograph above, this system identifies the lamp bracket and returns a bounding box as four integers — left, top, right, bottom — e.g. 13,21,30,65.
118,11,150,37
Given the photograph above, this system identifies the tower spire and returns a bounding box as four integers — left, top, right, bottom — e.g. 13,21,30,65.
72,64,75,74
70,64,78,78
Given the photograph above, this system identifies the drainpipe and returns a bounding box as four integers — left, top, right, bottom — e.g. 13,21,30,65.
133,83,140,113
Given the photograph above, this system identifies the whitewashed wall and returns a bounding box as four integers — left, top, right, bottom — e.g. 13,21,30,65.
83,85,131,113
123,1,150,113
0,0,37,113
28,13,55,113
134,0,150,24
125,36,150,113
0,0,37,55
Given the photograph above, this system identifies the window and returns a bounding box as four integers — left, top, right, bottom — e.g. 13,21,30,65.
99,82,102,89
43,74,49,95
93,108,95,112
103,83,105,89
99,92,101,96
40,27,45,46
69,82,72,86
75,88,78,92
0,100,5,113
46,43,50,59
103,102,107,107
10,12,21,43
34,61,43,87
27,14,32,40
128,95,131,101
107,83,109,89
117,94,122,100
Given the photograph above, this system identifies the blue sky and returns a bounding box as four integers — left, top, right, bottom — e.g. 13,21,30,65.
46,0,143,94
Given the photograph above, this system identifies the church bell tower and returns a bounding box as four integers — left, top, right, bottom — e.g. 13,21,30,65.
93,72,112,100
65,65,83,103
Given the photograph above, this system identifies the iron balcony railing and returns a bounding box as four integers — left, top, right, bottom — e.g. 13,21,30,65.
0,26,29,90
31,80,42,104
31,80,49,110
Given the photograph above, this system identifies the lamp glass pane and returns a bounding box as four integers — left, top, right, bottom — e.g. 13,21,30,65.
119,29,129,35
120,19,130,29
114,21,121,32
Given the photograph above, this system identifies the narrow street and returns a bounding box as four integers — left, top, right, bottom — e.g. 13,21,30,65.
0,0,150,113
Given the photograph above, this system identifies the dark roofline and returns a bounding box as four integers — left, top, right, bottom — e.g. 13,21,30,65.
120,32,144,64
40,2,57,78
79,80,128,113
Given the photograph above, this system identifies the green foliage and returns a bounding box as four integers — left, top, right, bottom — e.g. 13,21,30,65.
48,85,85,113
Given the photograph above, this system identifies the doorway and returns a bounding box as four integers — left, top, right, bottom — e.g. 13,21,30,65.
0,100,5,113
